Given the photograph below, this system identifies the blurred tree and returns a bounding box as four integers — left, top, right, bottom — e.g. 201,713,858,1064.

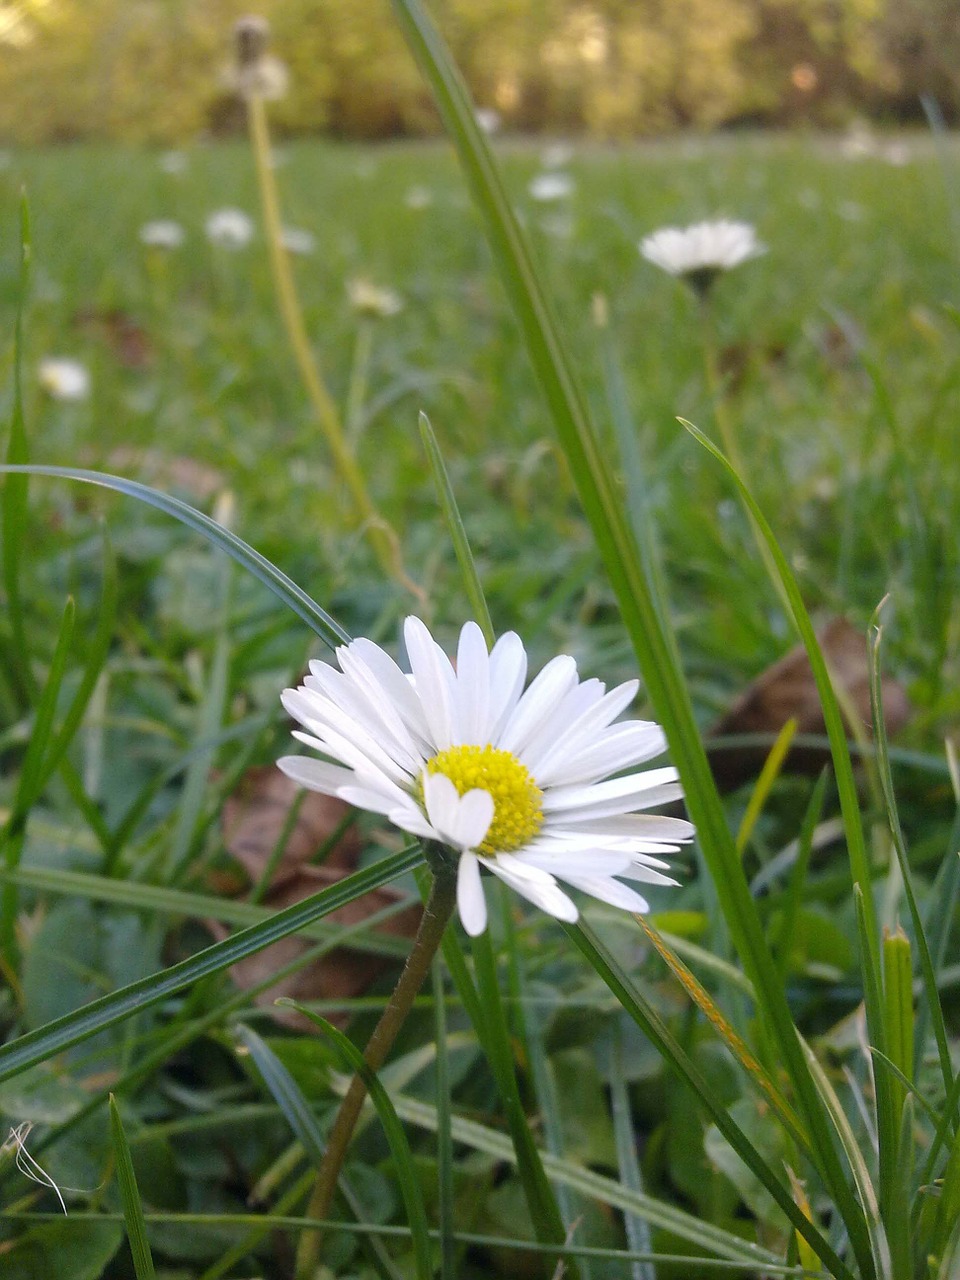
0,0,952,143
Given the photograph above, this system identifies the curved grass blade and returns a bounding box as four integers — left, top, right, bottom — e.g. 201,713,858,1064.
109,1095,157,1280
388,9,873,1266
287,1006,433,1280
0,466,349,650
0,845,424,1082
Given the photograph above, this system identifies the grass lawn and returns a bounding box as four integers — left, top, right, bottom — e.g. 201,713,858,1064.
0,129,959,1279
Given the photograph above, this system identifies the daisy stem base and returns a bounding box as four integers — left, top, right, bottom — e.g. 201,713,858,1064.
294,864,458,1280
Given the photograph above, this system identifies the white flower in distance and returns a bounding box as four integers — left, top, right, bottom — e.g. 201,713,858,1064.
279,226,316,256
279,618,692,937
37,357,90,401
640,220,765,293
205,208,254,249
139,219,185,250
529,172,575,202
347,278,404,319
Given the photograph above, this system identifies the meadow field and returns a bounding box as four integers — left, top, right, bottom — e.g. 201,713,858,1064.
1,108,960,1280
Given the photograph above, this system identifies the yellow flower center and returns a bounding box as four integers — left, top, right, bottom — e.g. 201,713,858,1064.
423,744,544,856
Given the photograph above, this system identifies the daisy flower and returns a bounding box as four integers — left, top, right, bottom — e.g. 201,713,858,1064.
347,278,404,319
529,172,575,202
279,226,316,256
205,208,254,249
139,219,185,250
639,219,765,294
279,618,691,937
37,357,90,401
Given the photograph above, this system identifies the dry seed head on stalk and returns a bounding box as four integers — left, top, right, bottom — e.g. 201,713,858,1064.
225,14,289,101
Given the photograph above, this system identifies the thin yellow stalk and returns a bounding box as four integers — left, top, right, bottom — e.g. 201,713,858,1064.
245,94,421,600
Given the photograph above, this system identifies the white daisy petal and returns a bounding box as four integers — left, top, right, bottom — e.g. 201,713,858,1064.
423,773,494,851
485,857,580,924
561,874,650,915
278,616,688,936
346,639,432,745
497,654,579,757
277,755,356,795
487,631,528,738
405,616,457,749
453,621,491,745
457,851,488,936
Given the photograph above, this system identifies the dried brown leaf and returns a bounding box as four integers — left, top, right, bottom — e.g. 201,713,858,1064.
708,616,911,792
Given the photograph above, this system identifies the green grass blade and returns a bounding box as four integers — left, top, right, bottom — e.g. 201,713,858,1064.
234,1024,404,1280
0,845,424,1082
798,1040,891,1278
109,1095,157,1280
35,533,118,799
1,194,34,709
610,1019,656,1280
388,11,873,1264
679,418,878,967
358,1083,785,1268
431,958,456,1280
1,596,75,958
0,466,349,649
563,919,857,1280
773,771,828,981
168,565,232,883
470,929,574,1274
11,596,76,815
288,1006,434,1280
735,719,797,855
237,1024,328,1166
0,863,411,958
869,621,954,1108
419,411,494,647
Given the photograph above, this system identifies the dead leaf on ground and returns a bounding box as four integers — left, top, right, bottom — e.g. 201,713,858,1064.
74,306,154,369
707,616,911,793
222,766,361,887
212,766,421,1029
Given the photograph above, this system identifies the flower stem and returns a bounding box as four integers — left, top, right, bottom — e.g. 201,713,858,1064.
245,94,421,601
294,866,458,1280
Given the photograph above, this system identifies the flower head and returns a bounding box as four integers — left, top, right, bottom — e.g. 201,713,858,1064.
529,172,574,202
205,208,255,249
639,219,765,295
139,219,185,250
347,278,404,320
37,357,90,401
280,226,316,256
279,618,691,936
224,15,289,101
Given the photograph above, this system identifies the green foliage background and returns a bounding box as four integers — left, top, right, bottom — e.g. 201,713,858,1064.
0,0,958,145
